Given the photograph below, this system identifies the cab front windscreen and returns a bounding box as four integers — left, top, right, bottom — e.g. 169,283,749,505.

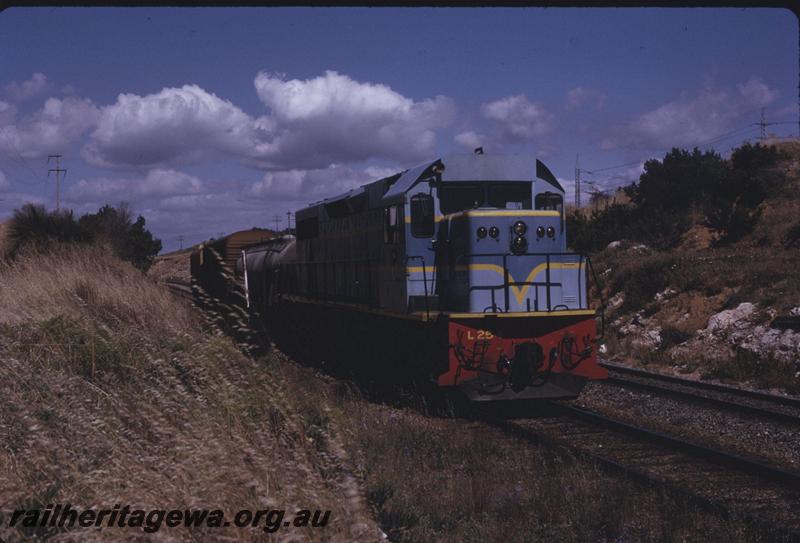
438,182,532,214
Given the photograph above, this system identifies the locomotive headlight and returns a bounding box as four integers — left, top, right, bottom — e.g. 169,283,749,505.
546,226,555,238
513,221,527,236
536,226,545,238
511,235,528,255
489,226,500,239
477,226,487,239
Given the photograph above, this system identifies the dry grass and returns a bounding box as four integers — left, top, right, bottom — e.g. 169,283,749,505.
0,220,7,254
148,247,194,285
0,244,379,542
596,245,800,317
269,358,769,543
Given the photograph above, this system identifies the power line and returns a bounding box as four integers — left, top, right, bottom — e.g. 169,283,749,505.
583,120,764,176
583,159,644,175
3,148,50,185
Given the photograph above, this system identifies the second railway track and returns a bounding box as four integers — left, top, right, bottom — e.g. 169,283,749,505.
600,360,800,425
494,402,800,541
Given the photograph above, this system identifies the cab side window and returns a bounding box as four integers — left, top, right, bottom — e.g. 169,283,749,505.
410,193,435,238
535,192,563,212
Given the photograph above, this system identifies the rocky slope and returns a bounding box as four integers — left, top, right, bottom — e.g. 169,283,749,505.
593,140,800,392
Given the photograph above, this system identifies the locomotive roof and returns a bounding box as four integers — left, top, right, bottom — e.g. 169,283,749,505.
384,154,564,200
296,154,564,219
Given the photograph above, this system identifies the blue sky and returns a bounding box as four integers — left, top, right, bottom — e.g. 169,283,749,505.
0,7,797,251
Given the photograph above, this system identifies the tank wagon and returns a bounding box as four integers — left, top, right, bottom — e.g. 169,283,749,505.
237,153,607,401
190,228,274,307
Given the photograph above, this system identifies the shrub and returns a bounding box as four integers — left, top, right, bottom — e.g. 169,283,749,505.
783,222,800,248
78,203,162,270
609,253,679,312
6,202,161,270
7,204,91,255
567,143,789,252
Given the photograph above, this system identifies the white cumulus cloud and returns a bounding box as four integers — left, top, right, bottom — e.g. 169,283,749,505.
454,130,485,150
0,97,100,159
251,70,455,169
4,73,49,102
81,72,455,171
82,85,260,169
246,163,396,203
66,168,205,203
480,94,554,143
600,77,778,150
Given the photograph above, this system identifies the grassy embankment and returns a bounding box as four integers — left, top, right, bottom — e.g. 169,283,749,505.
0,244,771,542
0,244,377,542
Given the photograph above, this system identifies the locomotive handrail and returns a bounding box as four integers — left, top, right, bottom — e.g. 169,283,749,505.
586,257,606,341
405,255,431,320
452,251,601,320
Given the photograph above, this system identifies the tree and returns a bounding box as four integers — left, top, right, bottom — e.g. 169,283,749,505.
566,143,788,251
7,202,161,271
78,203,162,270
7,204,90,257
703,143,786,245
626,147,728,212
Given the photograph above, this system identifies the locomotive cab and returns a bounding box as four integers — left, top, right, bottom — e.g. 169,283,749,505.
405,154,606,400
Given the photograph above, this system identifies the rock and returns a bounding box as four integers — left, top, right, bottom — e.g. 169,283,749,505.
790,306,800,317
707,302,757,336
654,287,678,303
630,326,662,351
608,292,624,310
678,301,800,366
607,240,623,250
630,243,650,254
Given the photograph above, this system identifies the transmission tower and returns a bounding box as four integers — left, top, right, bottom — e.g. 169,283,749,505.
759,108,767,140
574,154,581,209
47,155,67,210
272,214,281,232
178,235,184,250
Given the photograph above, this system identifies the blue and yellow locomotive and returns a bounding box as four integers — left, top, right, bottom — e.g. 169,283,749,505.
236,152,607,401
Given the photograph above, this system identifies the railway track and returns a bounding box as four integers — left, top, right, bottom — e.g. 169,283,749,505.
494,403,800,541
600,361,800,425
164,280,193,301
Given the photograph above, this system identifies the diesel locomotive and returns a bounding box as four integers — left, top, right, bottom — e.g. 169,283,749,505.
199,153,607,401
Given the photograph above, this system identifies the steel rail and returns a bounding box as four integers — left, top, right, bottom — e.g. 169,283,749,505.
164,281,194,301
601,375,800,425
495,415,800,543
601,361,800,409
551,403,800,491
